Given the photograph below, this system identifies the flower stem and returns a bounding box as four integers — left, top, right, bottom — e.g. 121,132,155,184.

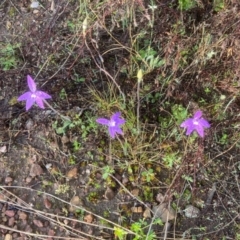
43,100,71,122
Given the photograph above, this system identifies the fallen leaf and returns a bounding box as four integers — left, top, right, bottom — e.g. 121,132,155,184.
19,211,27,220
28,155,37,164
66,167,78,179
50,166,60,175
152,203,176,222
61,135,69,144
131,206,143,213
84,214,94,223
131,188,140,197
5,210,15,217
104,187,116,200
6,21,11,30
47,229,55,240
43,197,52,209
29,164,43,177
69,196,83,212
143,207,152,219
33,219,44,228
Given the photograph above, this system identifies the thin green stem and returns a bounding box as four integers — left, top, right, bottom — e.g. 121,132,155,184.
43,100,71,122
137,80,140,134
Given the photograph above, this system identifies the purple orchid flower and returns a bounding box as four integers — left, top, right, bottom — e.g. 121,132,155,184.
180,110,210,138
96,112,126,138
18,75,51,111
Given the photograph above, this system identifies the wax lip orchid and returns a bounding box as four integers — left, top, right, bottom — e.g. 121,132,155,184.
18,75,52,111
180,110,210,138
96,112,126,139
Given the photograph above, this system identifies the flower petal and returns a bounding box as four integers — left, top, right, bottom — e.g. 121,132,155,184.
112,112,125,125
199,118,210,128
180,119,192,128
96,118,110,126
113,126,124,135
27,75,36,92
111,112,121,120
18,92,32,101
185,125,195,136
35,97,45,109
25,96,35,111
193,110,202,119
195,125,204,137
116,118,126,125
36,91,52,99
108,127,117,138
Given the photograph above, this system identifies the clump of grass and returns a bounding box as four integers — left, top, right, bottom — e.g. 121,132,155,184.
89,78,189,204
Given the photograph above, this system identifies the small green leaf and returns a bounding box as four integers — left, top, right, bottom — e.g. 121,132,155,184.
114,227,127,240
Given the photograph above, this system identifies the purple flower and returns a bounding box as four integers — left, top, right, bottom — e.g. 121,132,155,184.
180,110,210,138
18,75,51,111
96,112,126,138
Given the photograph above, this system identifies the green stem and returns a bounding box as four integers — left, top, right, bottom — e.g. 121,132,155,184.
43,100,71,122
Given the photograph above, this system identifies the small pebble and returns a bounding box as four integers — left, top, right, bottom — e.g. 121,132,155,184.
33,9,39,14
8,217,15,227
156,193,164,203
0,193,6,201
183,205,200,218
4,234,12,240
0,145,7,153
95,172,102,180
18,211,27,220
5,210,15,217
12,233,18,239
122,176,129,185
25,177,32,183
48,229,55,237
21,220,27,226
44,220,49,227
5,177,13,184
30,1,39,8
24,224,33,233
25,119,34,130
33,219,44,228
63,219,69,225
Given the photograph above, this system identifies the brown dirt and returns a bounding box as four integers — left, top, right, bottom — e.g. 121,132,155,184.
1,0,240,239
